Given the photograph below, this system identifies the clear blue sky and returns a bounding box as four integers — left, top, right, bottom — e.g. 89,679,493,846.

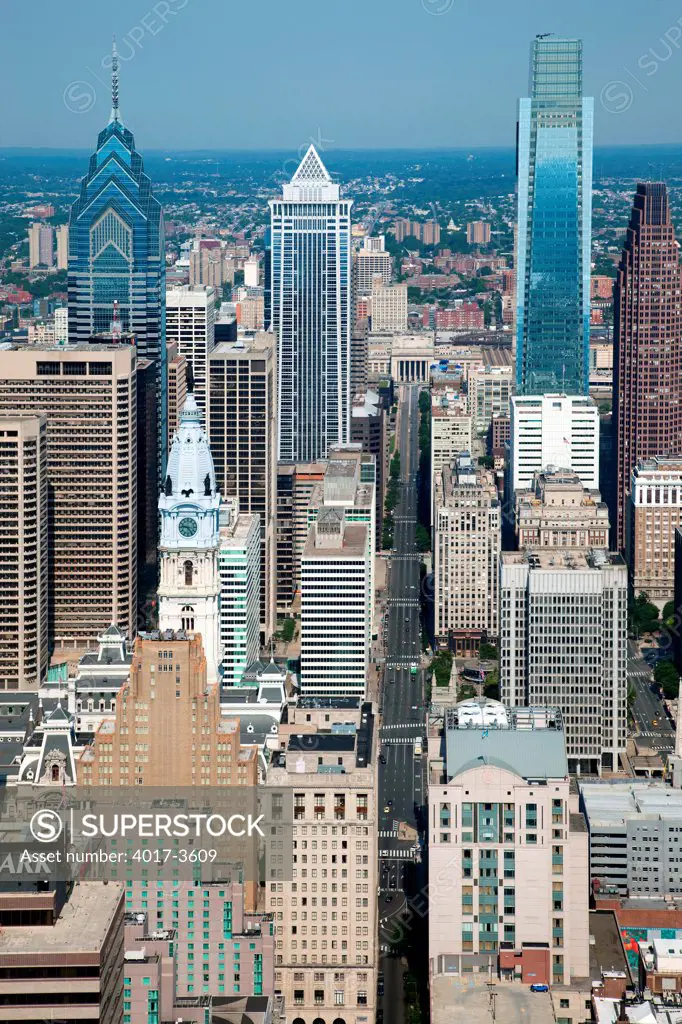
2,0,682,149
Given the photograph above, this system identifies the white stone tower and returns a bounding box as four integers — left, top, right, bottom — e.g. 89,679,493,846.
158,393,221,681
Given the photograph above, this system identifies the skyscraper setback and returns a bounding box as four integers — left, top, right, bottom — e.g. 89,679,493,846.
515,36,593,396
67,45,167,468
613,182,682,552
269,145,352,462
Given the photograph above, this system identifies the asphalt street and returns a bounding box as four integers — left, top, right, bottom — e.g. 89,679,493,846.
376,384,426,1024
628,639,675,751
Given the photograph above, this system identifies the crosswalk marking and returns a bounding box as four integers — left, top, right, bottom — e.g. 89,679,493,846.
381,722,423,730
378,830,399,838
381,737,420,745
380,847,417,860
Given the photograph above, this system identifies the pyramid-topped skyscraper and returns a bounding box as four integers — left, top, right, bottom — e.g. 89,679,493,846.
269,145,352,462
67,41,167,465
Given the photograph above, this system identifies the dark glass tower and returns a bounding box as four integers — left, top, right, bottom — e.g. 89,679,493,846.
613,183,682,551
68,44,167,469
515,36,593,396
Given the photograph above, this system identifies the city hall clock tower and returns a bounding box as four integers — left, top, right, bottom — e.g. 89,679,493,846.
158,393,221,681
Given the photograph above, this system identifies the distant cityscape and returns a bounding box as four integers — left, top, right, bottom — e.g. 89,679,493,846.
4,26,682,1024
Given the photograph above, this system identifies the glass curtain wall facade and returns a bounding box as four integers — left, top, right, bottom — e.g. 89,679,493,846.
515,37,593,396
269,145,352,462
68,84,166,469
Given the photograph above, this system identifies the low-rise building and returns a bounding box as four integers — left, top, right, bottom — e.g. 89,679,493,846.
580,781,682,898
0,883,123,1023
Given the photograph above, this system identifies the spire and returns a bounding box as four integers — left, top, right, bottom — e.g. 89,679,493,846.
110,37,120,123
291,145,332,185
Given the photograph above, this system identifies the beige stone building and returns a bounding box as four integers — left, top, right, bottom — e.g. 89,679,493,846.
428,701,589,997
0,346,138,649
430,389,472,476
434,453,500,653
78,631,258,788
0,415,48,689
515,469,610,549
266,697,377,1024
627,456,682,605
467,363,514,434
370,278,408,332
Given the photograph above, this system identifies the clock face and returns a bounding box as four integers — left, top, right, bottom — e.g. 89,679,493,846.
178,517,198,539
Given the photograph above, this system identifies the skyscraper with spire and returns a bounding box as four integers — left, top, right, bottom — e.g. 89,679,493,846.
68,42,167,467
269,145,352,462
515,36,593,396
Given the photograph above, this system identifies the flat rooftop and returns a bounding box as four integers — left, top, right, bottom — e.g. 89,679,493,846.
445,701,567,781
0,883,122,956
211,335,272,358
581,781,682,827
303,520,368,558
501,548,625,570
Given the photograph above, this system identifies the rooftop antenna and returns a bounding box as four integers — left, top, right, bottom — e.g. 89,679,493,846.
110,36,120,123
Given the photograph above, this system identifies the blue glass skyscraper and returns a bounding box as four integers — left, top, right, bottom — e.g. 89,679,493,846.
515,36,593,396
68,45,166,466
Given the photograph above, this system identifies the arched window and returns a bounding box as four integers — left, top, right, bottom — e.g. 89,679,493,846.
184,560,194,586
51,764,60,783
181,605,195,631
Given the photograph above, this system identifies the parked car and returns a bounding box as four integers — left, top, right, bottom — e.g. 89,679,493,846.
530,984,549,993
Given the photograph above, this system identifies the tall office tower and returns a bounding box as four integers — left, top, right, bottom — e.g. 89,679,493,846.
627,457,682,605
351,317,369,394
0,884,124,1023
158,393,221,682
275,466,295,611
353,234,392,300
0,346,137,649
54,304,68,344
515,36,593,395
28,222,54,268
467,363,514,434
189,239,226,288
166,341,188,449
509,394,600,493
351,389,388,550
300,510,371,697
218,497,261,687
306,447,376,580
0,415,48,689
243,254,261,287
208,333,277,641
166,284,216,417
135,357,158,592
515,469,610,549
500,548,628,774
466,220,491,245
68,46,166,468
270,145,352,461
428,702,589,995
613,183,682,552
431,389,473,475
433,453,500,654
265,699,377,1019
370,278,408,332
56,223,69,269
